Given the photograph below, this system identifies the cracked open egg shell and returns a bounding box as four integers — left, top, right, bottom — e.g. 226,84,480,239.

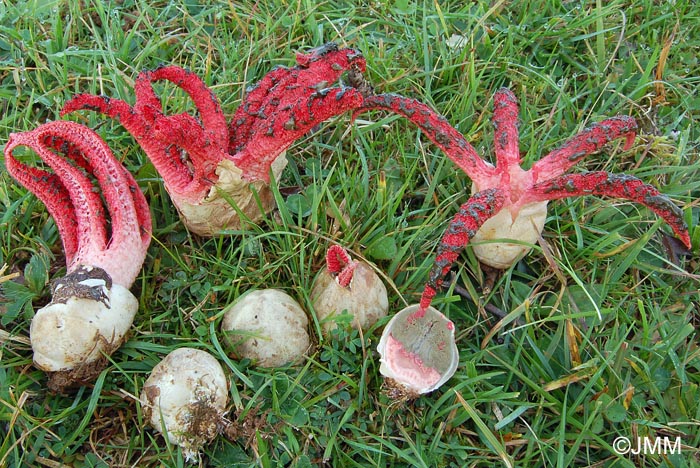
377,304,459,399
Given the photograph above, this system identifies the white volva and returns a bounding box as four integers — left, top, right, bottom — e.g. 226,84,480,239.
311,261,388,334
221,289,310,367
30,283,137,372
471,201,549,269
140,348,228,462
174,155,288,235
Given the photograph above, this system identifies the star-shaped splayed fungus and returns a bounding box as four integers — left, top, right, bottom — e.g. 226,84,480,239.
361,88,690,311
371,88,691,397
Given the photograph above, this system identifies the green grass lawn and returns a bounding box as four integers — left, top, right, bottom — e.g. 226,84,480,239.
1,0,699,466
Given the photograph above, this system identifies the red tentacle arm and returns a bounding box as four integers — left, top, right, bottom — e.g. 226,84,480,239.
419,188,506,311
325,245,359,288
531,116,638,182
229,44,365,152
326,245,352,272
231,87,365,182
230,44,368,182
4,137,79,262
61,92,205,202
134,66,228,177
135,65,229,146
61,93,135,124
492,88,521,171
358,94,495,183
4,121,151,287
523,171,691,248
61,66,230,205
149,111,225,185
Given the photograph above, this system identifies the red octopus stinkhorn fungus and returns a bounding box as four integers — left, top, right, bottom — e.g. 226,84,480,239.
4,121,152,393
372,88,691,397
362,88,690,289
311,245,388,334
61,43,369,235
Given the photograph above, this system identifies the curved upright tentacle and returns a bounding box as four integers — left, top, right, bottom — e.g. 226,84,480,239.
61,92,202,200
61,66,231,203
4,137,80,263
135,65,229,178
135,65,229,147
4,121,151,287
5,123,109,265
492,88,521,170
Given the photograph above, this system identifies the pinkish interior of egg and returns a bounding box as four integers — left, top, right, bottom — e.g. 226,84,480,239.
384,334,441,389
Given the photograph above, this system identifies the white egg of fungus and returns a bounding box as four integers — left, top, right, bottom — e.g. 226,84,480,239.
221,289,310,367
470,200,548,269
140,348,228,462
31,283,137,374
29,265,139,393
311,261,388,334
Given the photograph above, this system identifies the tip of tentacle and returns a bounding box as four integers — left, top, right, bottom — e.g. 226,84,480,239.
296,43,339,66
326,245,357,288
680,232,692,250
5,132,18,146
60,94,109,116
495,87,516,100
418,286,437,312
326,245,351,272
622,131,636,151
335,261,358,288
